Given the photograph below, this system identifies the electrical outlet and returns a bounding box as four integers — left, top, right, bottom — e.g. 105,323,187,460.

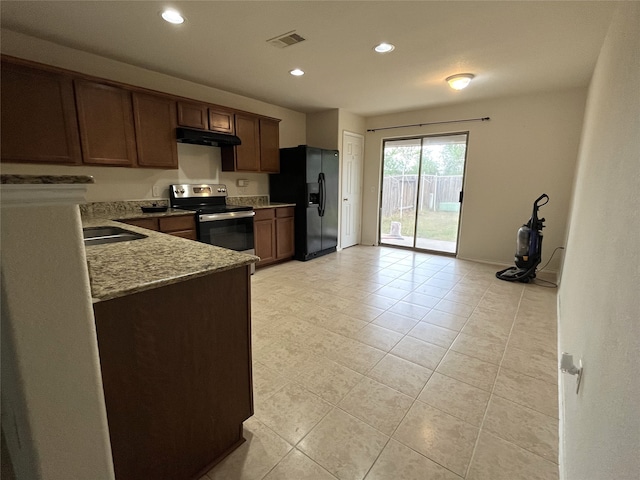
152,186,162,197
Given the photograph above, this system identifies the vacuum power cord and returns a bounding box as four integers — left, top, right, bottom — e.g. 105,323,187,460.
533,246,565,288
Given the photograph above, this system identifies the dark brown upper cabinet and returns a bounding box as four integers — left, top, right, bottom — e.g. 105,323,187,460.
223,113,260,172
177,101,235,135
1,61,82,165
221,114,280,173
176,101,208,130
259,118,280,173
75,80,138,167
133,92,178,169
208,107,235,134
1,57,280,171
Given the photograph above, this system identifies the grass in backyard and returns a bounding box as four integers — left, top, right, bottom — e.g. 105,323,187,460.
381,210,459,241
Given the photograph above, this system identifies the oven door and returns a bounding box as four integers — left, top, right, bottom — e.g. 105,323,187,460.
197,210,255,253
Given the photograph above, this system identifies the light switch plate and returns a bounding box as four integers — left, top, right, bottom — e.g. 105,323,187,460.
152,186,162,197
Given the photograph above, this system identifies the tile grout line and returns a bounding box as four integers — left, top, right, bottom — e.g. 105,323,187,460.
357,256,464,479
458,283,523,477
337,253,466,479
361,262,488,480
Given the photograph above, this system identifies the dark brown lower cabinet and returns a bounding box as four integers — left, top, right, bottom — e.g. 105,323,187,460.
93,266,253,480
253,207,294,267
119,214,197,240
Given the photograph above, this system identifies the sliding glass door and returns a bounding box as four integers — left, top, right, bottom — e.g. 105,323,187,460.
379,133,468,254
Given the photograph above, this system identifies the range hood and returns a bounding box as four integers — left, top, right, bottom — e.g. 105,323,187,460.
176,127,241,147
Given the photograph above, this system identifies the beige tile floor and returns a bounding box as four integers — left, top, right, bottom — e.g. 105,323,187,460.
203,246,560,480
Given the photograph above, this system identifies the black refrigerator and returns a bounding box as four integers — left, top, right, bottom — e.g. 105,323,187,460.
269,146,339,261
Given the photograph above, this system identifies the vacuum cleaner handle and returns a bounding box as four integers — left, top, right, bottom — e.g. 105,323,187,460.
531,193,549,231
535,193,549,207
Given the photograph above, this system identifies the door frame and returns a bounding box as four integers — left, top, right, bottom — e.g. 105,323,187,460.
339,130,365,250
378,131,469,256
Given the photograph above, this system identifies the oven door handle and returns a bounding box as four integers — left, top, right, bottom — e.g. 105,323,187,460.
199,211,256,222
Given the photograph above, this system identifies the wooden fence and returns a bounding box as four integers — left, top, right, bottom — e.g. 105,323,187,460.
381,175,463,216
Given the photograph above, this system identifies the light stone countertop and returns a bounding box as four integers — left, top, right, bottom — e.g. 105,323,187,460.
252,202,296,210
83,218,258,303
1,174,95,184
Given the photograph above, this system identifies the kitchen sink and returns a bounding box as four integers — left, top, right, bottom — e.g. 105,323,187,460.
83,226,147,246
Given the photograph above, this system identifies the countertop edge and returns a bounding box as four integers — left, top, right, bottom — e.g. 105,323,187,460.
252,203,296,210
84,218,258,302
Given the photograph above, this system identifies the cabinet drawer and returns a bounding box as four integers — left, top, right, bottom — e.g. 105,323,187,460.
159,215,195,233
168,230,198,241
275,206,295,218
120,217,159,231
253,208,275,222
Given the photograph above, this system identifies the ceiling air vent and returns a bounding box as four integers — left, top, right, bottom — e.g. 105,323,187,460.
267,31,306,48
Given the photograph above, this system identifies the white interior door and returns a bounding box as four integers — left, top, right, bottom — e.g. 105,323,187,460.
341,131,364,248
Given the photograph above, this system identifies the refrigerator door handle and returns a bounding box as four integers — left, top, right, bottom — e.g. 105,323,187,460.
318,173,325,217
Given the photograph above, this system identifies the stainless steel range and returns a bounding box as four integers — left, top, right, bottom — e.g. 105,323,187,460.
170,184,255,259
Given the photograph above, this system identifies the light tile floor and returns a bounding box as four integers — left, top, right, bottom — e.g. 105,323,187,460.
204,246,559,480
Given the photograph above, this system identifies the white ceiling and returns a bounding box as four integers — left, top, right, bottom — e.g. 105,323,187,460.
0,1,619,117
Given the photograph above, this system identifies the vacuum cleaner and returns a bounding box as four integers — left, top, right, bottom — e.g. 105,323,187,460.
496,193,549,283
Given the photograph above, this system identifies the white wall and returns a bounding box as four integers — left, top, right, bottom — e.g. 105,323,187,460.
1,197,114,480
362,89,587,270
0,29,306,202
339,110,366,141
558,3,640,479
307,108,366,152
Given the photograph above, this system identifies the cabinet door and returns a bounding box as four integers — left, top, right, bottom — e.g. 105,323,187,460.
133,92,178,169
255,220,276,265
1,61,82,165
259,118,280,173
177,101,208,130
223,113,260,172
93,268,252,480
254,210,276,265
208,108,235,134
75,80,137,166
275,216,295,260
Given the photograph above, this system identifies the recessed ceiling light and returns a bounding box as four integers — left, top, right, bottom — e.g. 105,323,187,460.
161,9,185,24
446,73,475,90
374,43,395,53
289,69,305,76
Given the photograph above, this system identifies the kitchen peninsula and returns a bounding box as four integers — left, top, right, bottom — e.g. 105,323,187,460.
2,174,259,480
85,209,258,479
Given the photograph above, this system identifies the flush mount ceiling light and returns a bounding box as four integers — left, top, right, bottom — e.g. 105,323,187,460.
374,42,395,53
446,73,475,90
289,68,305,76
161,9,185,24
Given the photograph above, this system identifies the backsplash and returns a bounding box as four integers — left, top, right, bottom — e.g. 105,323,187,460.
80,200,169,219
227,195,269,207
80,196,269,219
